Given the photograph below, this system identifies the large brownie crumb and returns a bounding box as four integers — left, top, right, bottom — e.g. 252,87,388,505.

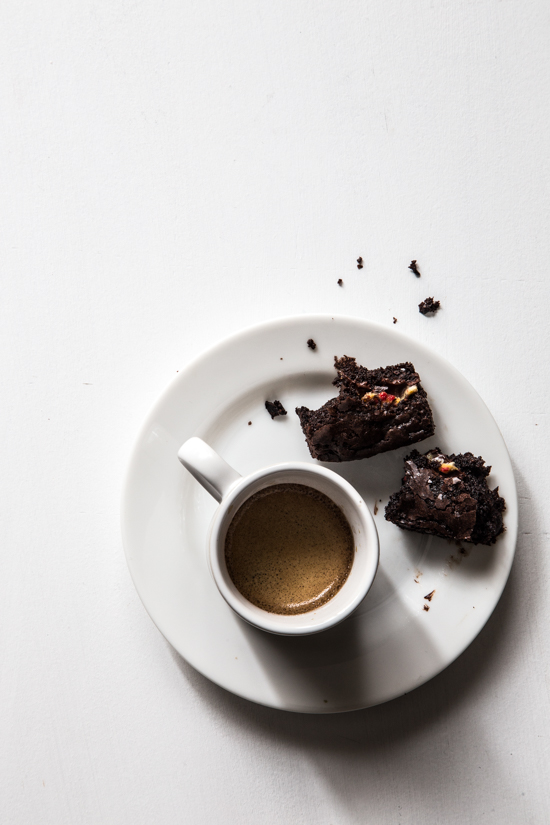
295,357,435,462
408,260,421,277
307,338,317,350
385,448,505,545
265,400,287,419
419,297,441,315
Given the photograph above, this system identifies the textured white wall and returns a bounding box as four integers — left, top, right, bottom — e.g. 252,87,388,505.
1,1,549,822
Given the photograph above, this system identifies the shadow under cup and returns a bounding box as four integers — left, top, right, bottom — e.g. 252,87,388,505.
208,464,380,636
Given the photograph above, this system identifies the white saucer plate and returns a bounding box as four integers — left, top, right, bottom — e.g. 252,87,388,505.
121,315,517,713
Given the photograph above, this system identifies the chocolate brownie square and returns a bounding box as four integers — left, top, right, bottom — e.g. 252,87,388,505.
295,357,435,462
385,448,505,545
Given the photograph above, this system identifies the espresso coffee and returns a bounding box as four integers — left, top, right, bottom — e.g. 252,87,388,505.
224,483,354,615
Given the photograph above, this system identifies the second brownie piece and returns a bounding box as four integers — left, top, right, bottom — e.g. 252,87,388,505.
385,448,505,544
296,356,435,462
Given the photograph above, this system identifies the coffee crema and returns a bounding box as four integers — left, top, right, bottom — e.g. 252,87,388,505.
224,483,354,615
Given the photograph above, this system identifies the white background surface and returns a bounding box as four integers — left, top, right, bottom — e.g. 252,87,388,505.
1,1,549,823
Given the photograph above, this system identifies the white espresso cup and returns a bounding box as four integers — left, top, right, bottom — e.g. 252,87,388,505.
178,437,379,636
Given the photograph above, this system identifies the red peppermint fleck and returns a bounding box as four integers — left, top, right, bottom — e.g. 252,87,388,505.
379,392,388,401
386,394,396,403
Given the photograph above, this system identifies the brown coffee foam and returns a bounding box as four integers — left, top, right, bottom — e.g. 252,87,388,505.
224,483,354,615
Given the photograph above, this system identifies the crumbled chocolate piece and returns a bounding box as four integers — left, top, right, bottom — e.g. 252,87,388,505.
307,338,317,350
393,317,397,324
265,400,287,419
337,279,343,286
419,297,441,316
423,604,430,611
248,421,252,425
408,260,421,277
296,357,435,462
357,257,363,270
385,448,506,545
424,590,435,601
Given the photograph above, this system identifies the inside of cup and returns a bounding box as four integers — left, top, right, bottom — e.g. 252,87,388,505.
211,466,379,635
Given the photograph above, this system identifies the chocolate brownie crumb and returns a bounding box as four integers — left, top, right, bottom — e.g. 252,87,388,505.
419,297,441,315
357,256,363,270
337,279,343,286
424,590,435,601
423,604,430,611
307,338,317,350
265,400,287,419
248,421,252,425
408,260,421,277
393,317,397,324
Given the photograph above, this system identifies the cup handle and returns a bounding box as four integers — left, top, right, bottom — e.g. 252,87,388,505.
177,437,242,503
